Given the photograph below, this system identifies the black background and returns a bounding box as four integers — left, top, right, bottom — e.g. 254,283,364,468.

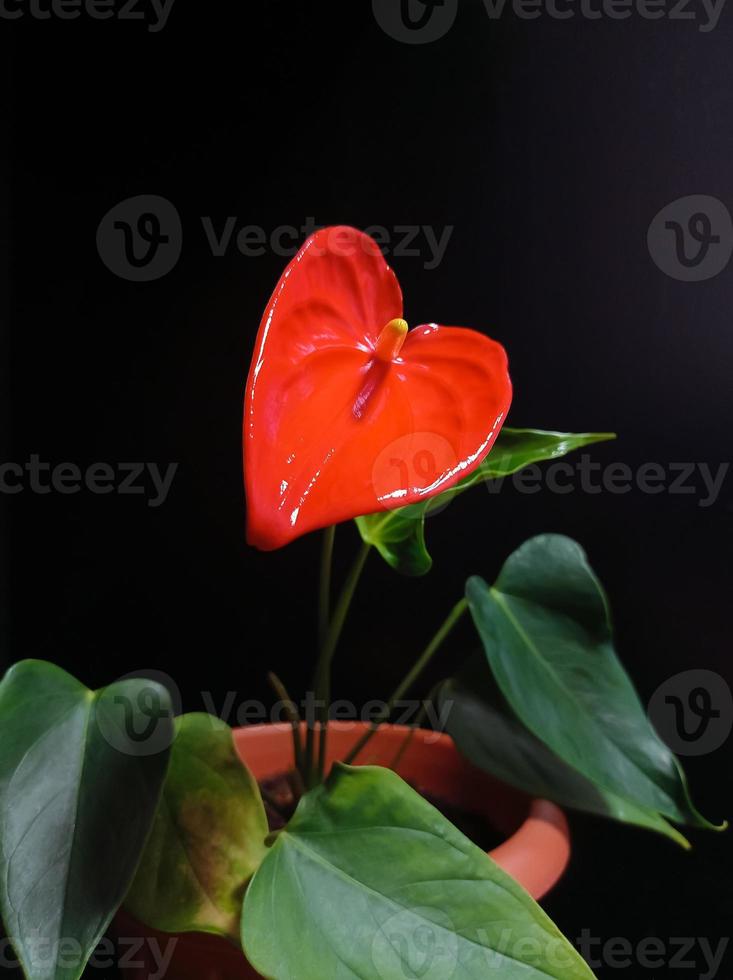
3,0,732,976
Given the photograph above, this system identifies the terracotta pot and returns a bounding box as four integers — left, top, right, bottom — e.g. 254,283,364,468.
114,722,570,980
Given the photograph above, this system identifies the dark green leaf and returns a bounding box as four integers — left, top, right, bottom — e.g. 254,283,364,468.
125,713,268,943
466,535,723,832
0,660,173,980
440,661,690,847
356,428,615,575
242,764,595,980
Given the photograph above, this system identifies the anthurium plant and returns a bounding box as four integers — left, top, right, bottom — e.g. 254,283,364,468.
0,227,724,980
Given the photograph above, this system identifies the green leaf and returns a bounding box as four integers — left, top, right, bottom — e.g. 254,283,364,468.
440,661,690,847
125,713,268,944
242,764,596,980
356,428,615,576
465,534,723,833
0,660,173,980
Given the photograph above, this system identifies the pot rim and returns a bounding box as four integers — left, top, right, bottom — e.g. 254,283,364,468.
232,719,571,901
114,720,571,978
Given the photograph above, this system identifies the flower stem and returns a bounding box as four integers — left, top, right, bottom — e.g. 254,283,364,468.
342,598,468,765
267,671,305,793
387,680,445,773
306,526,336,789
310,538,371,783
318,526,336,649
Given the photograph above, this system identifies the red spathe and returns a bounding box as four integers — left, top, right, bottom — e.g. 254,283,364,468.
244,226,512,550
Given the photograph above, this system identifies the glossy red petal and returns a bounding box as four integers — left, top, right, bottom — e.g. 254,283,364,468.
244,227,512,550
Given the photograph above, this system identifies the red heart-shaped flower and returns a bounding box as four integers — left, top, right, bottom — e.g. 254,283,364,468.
244,226,512,550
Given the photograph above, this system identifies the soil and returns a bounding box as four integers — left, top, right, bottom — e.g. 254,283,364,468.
260,773,505,852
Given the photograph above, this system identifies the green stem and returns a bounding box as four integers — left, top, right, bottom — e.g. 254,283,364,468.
304,724,316,789
315,720,327,785
318,526,336,650
387,680,444,773
342,598,468,765
306,526,336,789
311,539,371,783
267,672,305,792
